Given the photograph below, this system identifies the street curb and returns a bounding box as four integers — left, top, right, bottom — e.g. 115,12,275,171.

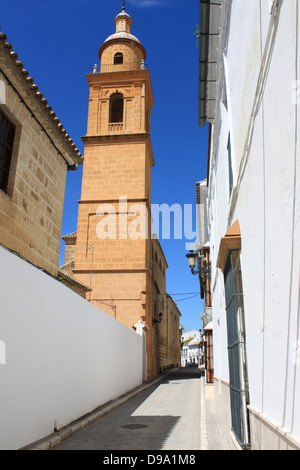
26,368,177,450
200,375,208,450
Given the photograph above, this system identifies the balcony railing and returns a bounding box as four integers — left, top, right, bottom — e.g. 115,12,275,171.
91,62,148,74
108,123,123,132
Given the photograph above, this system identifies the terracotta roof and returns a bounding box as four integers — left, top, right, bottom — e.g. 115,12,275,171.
62,232,77,241
59,260,74,272
58,268,91,291
0,31,83,166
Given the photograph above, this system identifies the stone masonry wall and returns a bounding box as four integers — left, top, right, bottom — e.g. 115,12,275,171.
100,43,144,73
0,72,68,276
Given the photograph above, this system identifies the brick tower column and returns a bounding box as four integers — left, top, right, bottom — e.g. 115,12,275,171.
73,6,155,378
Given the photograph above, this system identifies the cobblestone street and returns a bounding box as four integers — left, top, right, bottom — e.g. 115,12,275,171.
49,368,237,451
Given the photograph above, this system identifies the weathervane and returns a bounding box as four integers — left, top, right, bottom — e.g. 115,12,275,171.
121,1,126,11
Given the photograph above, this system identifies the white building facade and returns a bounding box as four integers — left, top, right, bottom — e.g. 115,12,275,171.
181,330,202,366
198,0,300,450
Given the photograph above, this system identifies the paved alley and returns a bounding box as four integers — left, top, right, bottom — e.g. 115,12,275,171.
47,368,238,451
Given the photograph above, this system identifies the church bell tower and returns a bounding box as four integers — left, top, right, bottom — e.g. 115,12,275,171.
73,6,155,378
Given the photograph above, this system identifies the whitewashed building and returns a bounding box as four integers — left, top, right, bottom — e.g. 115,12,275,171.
181,330,202,366
197,0,299,450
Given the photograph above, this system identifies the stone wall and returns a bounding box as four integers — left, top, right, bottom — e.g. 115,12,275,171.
0,73,69,277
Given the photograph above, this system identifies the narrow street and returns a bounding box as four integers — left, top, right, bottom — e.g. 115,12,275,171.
50,368,237,451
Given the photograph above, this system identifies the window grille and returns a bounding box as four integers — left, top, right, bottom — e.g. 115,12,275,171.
224,250,251,448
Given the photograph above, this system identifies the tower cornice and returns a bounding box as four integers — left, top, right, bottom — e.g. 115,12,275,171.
82,132,151,143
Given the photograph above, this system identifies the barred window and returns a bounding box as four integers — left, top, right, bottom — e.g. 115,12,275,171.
0,110,15,193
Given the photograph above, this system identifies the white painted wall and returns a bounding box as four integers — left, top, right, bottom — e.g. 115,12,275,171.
208,0,300,444
0,246,143,450
181,330,201,366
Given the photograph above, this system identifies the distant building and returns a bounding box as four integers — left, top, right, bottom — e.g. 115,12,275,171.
0,32,82,277
196,179,213,383
152,239,181,374
181,330,202,367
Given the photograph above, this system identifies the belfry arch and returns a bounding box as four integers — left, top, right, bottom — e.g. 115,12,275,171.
109,93,124,123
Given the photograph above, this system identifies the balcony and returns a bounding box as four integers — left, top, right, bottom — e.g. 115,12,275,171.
92,62,148,74
108,123,123,132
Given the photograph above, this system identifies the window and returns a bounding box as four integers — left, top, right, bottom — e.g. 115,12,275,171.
109,93,124,123
0,109,15,193
114,53,123,65
224,250,250,447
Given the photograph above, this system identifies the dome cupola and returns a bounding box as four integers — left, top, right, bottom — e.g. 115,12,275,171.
99,5,146,71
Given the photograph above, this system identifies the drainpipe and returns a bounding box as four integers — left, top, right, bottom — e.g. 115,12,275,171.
198,0,211,127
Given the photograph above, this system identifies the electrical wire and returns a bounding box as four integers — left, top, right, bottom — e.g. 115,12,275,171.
172,294,200,302
152,291,200,297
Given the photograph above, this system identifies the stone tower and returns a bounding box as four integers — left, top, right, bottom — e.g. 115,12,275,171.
73,6,155,378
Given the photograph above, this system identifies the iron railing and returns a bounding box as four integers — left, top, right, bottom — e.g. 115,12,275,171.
91,62,148,74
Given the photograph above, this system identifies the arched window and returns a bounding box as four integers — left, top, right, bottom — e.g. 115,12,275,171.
114,53,123,65
109,93,124,123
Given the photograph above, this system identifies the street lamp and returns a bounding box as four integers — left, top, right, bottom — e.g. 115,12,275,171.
153,313,163,325
186,250,211,278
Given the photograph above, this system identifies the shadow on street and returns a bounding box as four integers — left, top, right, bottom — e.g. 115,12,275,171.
52,367,202,451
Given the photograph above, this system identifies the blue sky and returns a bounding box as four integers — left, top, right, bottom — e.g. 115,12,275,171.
2,0,209,332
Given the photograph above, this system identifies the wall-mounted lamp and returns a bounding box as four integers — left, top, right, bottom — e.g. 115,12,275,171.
186,250,211,278
153,313,163,325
